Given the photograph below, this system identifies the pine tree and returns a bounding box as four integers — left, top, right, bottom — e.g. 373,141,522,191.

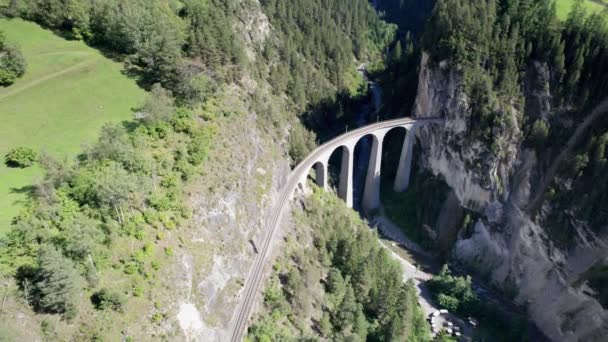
32,246,83,318
392,40,403,64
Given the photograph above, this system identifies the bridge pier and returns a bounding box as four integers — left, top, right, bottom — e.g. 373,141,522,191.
363,133,386,212
338,145,354,208
315,161,328,191
394,124,417,192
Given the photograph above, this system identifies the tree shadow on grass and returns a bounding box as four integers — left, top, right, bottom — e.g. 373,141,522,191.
121,119,142,133
9,184,37,200
4,160,21,168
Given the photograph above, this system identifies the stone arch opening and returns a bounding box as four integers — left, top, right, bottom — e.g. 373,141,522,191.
380,126,408,191
379,125,423,222
327,144,354,207
353,133,380,211
305,161,327,190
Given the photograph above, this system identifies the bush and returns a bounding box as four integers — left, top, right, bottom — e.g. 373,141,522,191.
5,146,37,168
528,119,550,150
427,265,479,315
0,32,27,86
140,83,175,124
91,289,125,312
437,293,459,312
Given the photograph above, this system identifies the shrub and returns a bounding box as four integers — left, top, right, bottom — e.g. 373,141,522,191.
529,119,550,150
5,146,37,168
132,284,144,297
140,83,175,124
427,265,479,315
91,289,125,312
151,311,164,324
0,36,27,86
437,293,459,312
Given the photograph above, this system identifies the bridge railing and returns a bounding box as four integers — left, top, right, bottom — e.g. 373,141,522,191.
314,116,443,146
315,115,388,146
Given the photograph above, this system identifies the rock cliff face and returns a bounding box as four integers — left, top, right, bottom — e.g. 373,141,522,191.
414,52,608,341
173,106,290,341
168,2,294,340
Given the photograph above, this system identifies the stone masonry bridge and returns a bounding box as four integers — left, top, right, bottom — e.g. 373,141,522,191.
230,117,444,341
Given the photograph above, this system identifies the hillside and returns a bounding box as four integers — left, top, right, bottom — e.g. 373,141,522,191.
0,18,145,234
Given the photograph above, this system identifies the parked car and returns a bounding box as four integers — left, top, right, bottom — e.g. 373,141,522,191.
468,317,479,327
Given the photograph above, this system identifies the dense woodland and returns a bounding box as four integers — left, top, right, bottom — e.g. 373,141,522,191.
376,0,436,35
247,189,429,341
2,0,243,93
257,0,396,144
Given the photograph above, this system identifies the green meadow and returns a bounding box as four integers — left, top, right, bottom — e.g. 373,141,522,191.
556,0,607,19
0,18,146,234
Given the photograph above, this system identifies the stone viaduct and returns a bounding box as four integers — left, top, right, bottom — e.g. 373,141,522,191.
296,116,442,211
230,116,443,342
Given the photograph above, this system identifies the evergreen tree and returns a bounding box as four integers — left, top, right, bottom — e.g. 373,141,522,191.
30,246,83,319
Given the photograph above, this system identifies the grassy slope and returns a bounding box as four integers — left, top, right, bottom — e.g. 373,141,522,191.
556,0,607,19
0,18,146,234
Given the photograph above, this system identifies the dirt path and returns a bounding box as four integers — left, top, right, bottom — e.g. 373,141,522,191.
0,59,96,102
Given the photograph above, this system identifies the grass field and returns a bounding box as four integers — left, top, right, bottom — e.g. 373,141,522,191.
0,18,146,235
556,0,607,19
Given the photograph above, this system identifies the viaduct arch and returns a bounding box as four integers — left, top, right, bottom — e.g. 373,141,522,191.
230,117,444,341
299,120,423,212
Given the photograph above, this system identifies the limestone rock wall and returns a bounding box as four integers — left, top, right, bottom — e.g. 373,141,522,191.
414,52,608,341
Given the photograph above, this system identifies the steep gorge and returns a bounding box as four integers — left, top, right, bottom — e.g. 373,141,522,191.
413,51,608,341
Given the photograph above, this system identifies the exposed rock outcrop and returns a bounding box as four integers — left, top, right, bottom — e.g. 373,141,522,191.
414,52,608,341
